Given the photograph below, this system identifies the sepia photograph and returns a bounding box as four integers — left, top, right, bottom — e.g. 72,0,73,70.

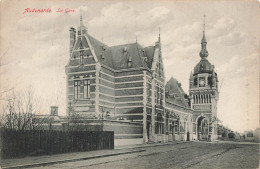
0,0,259,168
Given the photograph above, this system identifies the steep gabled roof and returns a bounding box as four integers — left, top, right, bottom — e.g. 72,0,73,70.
165,77,190,108
70,29,157,71
88,35,114,68
144,46,155,69
109,42,146,70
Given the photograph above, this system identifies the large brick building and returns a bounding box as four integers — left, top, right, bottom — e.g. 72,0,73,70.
65,15,215,143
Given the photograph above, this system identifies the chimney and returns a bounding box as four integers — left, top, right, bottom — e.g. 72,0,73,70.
51,106,58,116
69,27,76,54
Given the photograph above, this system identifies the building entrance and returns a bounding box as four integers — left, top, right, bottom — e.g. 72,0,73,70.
197,116,209,140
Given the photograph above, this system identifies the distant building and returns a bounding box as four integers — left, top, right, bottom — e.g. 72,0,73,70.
33,106,63,131
65,14,193,143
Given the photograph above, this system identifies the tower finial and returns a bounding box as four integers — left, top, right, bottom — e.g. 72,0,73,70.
203,14,206,35
199,14,208,59
80,9,83,26
159,27,161,42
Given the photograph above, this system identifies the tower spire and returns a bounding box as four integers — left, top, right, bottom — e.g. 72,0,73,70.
80,9,83,27
155,27,161,47
159,27,161,42
199,14,208,59
203,14,205,37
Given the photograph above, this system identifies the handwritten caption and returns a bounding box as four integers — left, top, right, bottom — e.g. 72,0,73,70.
23,8,75,14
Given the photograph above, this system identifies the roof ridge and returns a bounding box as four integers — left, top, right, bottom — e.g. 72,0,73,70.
110,42,143,48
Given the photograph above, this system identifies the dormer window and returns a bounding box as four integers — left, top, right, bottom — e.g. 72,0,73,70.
102,45,106,51
143,57,147,63
127,57,132,67
100,52,105,60
123,46,127,53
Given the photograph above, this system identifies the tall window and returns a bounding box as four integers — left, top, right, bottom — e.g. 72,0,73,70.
156,114,164,134
146,84,150,102
160,89,163,105
83,80,90,99
155,87,157,104
80,50,84,65
74,81,80,99
157,86,160,104
80,55,83,65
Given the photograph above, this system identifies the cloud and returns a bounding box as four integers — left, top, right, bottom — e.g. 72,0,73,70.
217,31,246,46
218,52,259,78
88,3,173,45
208,17,246,46
90,3,171,29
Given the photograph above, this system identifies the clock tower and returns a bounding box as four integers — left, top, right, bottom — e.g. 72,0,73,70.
189,16,219,141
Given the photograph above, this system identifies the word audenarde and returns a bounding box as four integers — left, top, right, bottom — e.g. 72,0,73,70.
23,8,52,14
23,8,76,14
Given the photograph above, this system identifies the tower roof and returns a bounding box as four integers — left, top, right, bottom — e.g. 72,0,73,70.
194,59,213,75
194,15,213,74
199,15,208,59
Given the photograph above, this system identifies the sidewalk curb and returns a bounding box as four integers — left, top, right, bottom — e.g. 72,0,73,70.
115,141,189,150
1,149,145,169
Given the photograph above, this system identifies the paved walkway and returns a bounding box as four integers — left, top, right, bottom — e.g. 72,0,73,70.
193,139,260,145
0,141,186,169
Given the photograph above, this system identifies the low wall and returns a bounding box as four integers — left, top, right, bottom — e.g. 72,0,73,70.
114,138,143,146
103,120,143,139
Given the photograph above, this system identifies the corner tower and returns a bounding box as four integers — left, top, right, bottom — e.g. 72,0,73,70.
189,15,219,141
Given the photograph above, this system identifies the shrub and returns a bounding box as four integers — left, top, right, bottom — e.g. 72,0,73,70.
247,132,254,137
228,132,235,139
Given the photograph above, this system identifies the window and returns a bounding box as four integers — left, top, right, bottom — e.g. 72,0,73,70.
74,81,80,99
157,86,160,104
194,77,197,86
160,89,163,105
146,84,150,102
127,57,132,67
80,50,84,65
166,118,169,132
83,80,90,99
175,121,180,134
156,114,164,134
172,121,175,134
80,55,83,65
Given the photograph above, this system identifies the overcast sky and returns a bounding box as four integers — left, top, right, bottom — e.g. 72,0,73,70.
0,0,259,132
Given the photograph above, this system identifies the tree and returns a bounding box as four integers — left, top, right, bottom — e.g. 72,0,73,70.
228,132,235,139
0,88,42,131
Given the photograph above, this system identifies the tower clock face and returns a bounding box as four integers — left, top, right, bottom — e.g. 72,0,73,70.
199,77,205,87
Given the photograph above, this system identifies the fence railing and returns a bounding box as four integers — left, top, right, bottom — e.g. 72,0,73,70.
0,130,114,159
